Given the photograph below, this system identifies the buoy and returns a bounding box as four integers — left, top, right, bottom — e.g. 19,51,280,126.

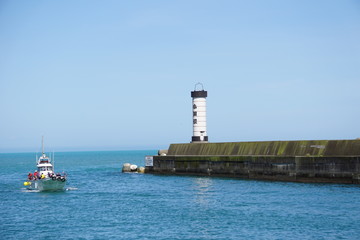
23,181,31,186
122,163,131,172
130,164,138,172
137,167,145,173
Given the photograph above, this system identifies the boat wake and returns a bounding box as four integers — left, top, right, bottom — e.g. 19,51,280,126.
22,187,77,192
21,188,40,193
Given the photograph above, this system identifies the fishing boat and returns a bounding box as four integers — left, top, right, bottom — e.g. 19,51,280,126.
24,137,67,191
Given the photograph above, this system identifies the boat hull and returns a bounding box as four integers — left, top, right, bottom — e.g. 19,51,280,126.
27,178,66,191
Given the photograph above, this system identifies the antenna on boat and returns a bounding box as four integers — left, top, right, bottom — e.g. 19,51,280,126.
53,151,55,171
42,136,45,156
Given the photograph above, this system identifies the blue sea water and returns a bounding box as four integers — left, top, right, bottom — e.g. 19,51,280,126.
1,150,360,240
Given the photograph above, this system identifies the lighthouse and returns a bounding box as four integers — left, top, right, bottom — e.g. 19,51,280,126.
191,83,208,143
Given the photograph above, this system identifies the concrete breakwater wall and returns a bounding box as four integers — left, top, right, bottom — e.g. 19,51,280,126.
147,140,360,184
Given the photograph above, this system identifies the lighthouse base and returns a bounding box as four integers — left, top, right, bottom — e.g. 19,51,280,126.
191,136,208,142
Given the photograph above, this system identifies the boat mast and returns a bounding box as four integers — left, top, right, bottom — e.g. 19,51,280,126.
42,136,45,157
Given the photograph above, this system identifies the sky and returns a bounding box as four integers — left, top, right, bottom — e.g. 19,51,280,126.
0,0,359,152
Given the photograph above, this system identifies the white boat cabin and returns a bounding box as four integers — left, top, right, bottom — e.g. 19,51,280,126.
37,154,54,177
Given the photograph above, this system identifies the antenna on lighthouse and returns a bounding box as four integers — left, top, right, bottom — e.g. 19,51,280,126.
191,83,208,143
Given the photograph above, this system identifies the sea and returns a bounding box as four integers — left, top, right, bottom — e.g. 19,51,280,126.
1,150,360,240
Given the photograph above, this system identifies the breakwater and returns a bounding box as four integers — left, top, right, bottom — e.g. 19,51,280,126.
147,139,360,184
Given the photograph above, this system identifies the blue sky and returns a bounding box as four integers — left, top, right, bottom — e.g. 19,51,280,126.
0,0,359,152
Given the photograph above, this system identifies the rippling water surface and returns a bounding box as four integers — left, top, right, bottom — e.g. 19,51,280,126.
1,151,360,239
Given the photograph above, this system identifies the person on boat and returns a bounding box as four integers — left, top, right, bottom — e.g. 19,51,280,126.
28,172,33,180
33,170,38,180
41,173,45,179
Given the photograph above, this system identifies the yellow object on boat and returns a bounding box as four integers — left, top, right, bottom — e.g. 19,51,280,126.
24,181,31,186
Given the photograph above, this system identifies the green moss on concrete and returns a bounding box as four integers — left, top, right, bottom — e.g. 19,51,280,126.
167,139,360,157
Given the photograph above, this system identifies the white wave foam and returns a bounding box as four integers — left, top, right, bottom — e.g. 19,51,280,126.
21,189,40,193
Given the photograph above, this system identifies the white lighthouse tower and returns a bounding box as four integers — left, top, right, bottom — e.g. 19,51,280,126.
191,83,208,143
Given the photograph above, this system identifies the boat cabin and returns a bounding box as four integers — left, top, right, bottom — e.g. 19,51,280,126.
37,154,54,176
